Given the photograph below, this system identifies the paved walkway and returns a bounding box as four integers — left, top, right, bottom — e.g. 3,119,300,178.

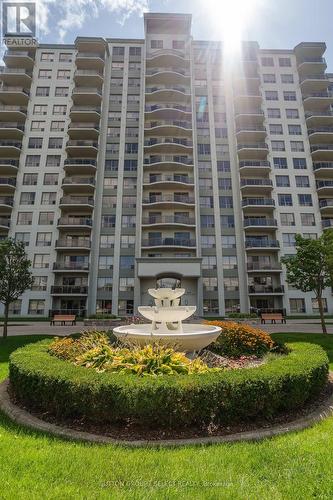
1,319,333,337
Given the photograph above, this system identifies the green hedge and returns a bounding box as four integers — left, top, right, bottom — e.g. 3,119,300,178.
9,340,329,430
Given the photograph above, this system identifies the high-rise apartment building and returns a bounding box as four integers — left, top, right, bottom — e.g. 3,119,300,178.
0,12,332,318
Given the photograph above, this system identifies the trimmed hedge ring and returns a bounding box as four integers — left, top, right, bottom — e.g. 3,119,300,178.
9,340,329,430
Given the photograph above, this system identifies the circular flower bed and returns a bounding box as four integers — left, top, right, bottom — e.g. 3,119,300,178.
9,337,329,431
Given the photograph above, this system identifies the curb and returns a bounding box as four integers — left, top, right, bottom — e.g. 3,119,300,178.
1,379,333,448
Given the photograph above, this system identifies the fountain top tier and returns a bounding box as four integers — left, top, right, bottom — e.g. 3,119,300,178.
139,288,196,324
148,287,185,307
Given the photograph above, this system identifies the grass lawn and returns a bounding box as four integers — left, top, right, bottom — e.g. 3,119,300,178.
1,333,333,499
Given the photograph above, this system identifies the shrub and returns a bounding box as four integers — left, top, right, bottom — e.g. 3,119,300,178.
9,340,328,430
206,321,274,357
88,314,119,320
48,331,111,361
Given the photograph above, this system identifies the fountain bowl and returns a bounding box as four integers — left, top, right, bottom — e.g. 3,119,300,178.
113,323,222,352
138,305,196,322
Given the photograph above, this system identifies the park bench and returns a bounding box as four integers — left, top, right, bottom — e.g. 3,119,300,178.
260,313,286,324
50,314,76,326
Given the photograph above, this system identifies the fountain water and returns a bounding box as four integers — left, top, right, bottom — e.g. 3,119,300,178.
113,288,221,352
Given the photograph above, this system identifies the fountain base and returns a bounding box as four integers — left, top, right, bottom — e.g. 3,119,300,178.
113,323,221,352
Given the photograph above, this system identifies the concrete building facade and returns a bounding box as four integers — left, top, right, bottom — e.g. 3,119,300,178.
1,12,333,318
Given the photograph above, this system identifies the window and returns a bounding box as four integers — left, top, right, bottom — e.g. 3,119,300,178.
261,57,274,66
295,176,310,188
172,40,185,49
201,235,215,248
267,108,281,118
15,232,30,246
33,254,49,269
124,160,137,171
123,177,136,189
283,91,296,101
36,232,52,247
291,141,304,152
203,277,218,291
33,104,47,115
41,192,56,205
290,298,305,313
202,256,217,269
120,256,134,269
301,213,315,226
217,161,230,172
282,233,296,247
100,235,115,248
279,57,291,67
303,233,317,240
271,140,285,151
55,87,69,97
110,78,123,87
101,215,116,228
293,158,307,169
219,196,233,208
265,90,278,100
9,300,21,315
200,215,214,228
129,47,141,56
286,108,299,119
199,178,213,191
51,121,65,131
224,277,239,291
53,105,67,115
222,256,237,269
102,196,117,208
128,78,140,87
276,175,290,187
278,194,293,206
43,174,58,185
273,157,288,169
122,215,136,227
263,74,276,83
104,178,117,189
269,124,283,135
121,235,135,248
151,40,163,49
218,178,232,190
119,278,135,292
312,298,328,313
280,213,295,226
200,196,213,208
23,173,38,185
215,127,228,138
41,52,54,61
124,143,138,154
36,86,50,96
38,69,51,79
38,212,54,225
221,235,236,248
46,155,61,167
32,276,48,291
298,194,312,206
28,138,43,149
198,144,211,155
20,192,35,205
112,46,125,56
59,53,72,62
281,74,294,83
127,111,139,121
99,256,113,270
31,121,45,131
17,212,32,225
28,300,45,315
221,215,234,228
111,62,124,70
48,138,63,149
288,124,302,135
25,154,40,166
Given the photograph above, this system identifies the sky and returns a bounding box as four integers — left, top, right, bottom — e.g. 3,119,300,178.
6,0,333,68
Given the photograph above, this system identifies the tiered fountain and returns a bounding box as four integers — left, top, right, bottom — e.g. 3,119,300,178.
113,288,221,352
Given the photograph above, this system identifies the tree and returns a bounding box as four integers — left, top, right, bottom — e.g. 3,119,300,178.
282,232,333,334
0,239,33,339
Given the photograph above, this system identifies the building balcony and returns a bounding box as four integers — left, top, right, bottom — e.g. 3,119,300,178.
74,69,104,86
234,109,264,125
143,174,194,188
0,67,32,86
144,137,193,154
319,199,333,212
59,196,94,210
0,140,22,155
0,177,16,192
145,104,192,120
145,85,191,103
72,87,102,105
62,177,96,193
0,86,29,104
313,161,333,174
0,196,14,209
66,140,98,157
240,178,273,193
247,262,282,272
234,92,262,106
245,239,280,250
322,219,333,230
297,57,327,74
143,155,193,170
305,110,333,126
68,122,100,139
146,67,191,85
55,239,91,250
53,262,90,272
316,180,333,194
237,143,268,159
239,160,271,174
248,285,285,295
146,49,189,68
242,197,275,210
310,144,333,160
64,158,97,174
0,217,10,230
0,122,25,138
75,52,105,69
142,195,195,207
144,120,192,136
3,50,34,68
141,238,196,249
243,218,278,230
299,74,329,93
57,217,93,229
141,216,196,227
51,286,88,296
236,126,266,141
303,91,333,110
308,127,333,142
70,106,101,121
0,159,19,173
0,105,27,120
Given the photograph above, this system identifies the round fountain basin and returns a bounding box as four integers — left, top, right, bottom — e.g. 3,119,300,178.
113,323,222,352
138,306,196,322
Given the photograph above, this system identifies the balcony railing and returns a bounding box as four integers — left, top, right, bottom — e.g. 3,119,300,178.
144,155,193,165
146,85,189,94
240,179,272,187
73,87,102,95
143,195,195,204
243,218,277,227
310,144,333,152
298,57,326,64
144,175,194,184
242,198,275,207
75,70,103,77
0,140,22,148
0,159,19,167
248,285,285,294
62,177,95,186
64,158,97,167
308,127,333,135
0,105,27,113
0,197,14,206
303,91,333,99
4,50,33,58
247,262,282,271
322,219,333,228
305,111,333,118
235,109,264,116
319,199,333,208
239,160,270,168
145,120,192,129
300,74,329,82
0,122,24,130
56,239,91,248
70,106,101,113
236,126,266,133
60,196,94,206
53,262,89,270
0,177,16,186
145,104,192,113
313,162,333,170
51,286,88,294
142,216,195,225
0,86,29,95
237,143,268,150
76,52,105,59
142,238,196,247
68,122,99,130
58,217,92,226
66,140,98,148
0,217,10,227
144,138,193,147
245,239,280,248
146,67,189,76
316,180,333,188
